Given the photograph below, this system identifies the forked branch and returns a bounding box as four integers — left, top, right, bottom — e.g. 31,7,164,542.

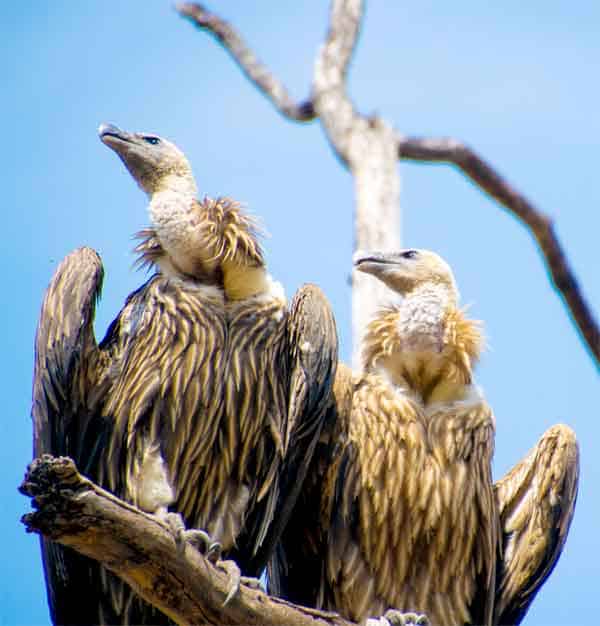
178,0,401,367
176,0,598,367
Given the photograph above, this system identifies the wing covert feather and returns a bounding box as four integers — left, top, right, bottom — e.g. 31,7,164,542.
284,284,339,449
321,382,498,625
493,424,579,625
32,247,122,626
245,284,338,575
33,247,105,463
101,277,227,527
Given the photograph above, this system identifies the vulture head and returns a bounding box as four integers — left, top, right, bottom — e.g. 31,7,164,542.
354,248,458,301
99,123,197,197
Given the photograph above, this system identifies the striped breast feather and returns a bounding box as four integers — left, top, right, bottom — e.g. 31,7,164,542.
101,275,227,523
222,295,290,568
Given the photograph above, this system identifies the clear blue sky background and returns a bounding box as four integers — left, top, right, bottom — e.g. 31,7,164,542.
3,2,598,624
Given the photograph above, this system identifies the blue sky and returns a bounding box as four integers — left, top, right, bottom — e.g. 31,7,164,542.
3,2,599,624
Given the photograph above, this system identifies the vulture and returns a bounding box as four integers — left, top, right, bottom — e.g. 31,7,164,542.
270,249,579,626
31,124,337,625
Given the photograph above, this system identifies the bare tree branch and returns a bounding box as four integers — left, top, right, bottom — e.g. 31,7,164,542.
398,135,600,366
19,455,351,626
176,2,598,369
177,0,402,368
311,0,362,164
311,0,402,368
176,3,315,121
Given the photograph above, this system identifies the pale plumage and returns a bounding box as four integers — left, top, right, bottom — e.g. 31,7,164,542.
32,125,337,625
271,249,498,626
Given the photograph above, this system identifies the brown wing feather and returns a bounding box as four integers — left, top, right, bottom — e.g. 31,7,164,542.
282,284,339,452
31,248,153,625
247,284,338,576
58,274,228,626
101,276,228,531
267,361,353,605
493,424,579,625
223,293,288,568
321,378,498,625
96,273,258,623
33,247,105,463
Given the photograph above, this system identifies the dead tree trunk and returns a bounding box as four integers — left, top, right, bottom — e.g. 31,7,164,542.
311,0,401,368
177,0,599,368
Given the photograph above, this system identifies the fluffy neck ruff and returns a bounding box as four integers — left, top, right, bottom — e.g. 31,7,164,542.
137,195,275,300
362,281,483,404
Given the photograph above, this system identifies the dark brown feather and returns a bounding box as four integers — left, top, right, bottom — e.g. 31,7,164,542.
32,248,165,625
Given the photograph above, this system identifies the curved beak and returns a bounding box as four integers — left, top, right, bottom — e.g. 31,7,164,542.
98,123,136,148
98,122,157,194
354,250,402,274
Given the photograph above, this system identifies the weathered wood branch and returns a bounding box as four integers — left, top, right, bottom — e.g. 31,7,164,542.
176,2,598,368
398,136,600,366
177,3,315,121
313,0,401,366
19,455,350,626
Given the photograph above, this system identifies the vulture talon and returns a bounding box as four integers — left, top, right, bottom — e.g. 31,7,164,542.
161,512,188,554
162,512,221,560
182,529,222,562
217,560,263,606
218,559,241,606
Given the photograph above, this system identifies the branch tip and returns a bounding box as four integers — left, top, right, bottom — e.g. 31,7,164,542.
398,135,599,365
177,2,316,122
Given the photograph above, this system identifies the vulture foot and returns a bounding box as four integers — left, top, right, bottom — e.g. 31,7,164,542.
366,609,430,626
163,512,222,561
217,559,263,606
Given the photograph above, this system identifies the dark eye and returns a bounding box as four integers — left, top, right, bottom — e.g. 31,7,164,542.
143,136,160,145
401,250,418,259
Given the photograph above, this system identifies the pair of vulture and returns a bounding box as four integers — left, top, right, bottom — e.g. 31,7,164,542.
32,125,579,626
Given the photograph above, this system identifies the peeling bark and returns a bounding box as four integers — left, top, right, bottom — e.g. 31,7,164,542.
20,455,352,626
